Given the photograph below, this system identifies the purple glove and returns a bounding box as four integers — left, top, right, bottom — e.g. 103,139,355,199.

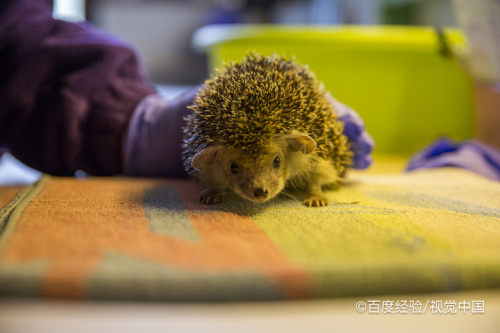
327,93,374,169
123,87,199,178
407,138,500,181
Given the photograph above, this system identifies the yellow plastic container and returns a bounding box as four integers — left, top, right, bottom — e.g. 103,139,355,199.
192,25,474,155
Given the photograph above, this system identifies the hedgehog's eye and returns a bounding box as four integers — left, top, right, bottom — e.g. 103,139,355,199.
273,157,281,168
230,163,240,174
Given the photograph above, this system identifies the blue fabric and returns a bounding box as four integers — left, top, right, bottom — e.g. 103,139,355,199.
407,138,500,181
330,95,374,170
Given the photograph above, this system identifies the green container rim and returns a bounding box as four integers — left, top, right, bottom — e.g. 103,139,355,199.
192,24,466,54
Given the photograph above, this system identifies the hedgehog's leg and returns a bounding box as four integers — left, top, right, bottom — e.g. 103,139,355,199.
304,181,329,207
199,188,226,205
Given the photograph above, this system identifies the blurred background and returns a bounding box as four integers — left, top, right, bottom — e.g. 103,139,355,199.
2,0,495,183
3,0,470,185
52,0,459,86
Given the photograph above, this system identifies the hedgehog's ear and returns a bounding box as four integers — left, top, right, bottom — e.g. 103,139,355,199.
282,131,316,155
192,146,220,171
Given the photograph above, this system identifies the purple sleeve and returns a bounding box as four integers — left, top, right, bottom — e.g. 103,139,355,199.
0,0,156,176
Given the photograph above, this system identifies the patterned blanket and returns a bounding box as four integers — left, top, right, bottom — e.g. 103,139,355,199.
0,168,499,301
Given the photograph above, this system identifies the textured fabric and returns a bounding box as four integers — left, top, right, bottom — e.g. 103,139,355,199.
0,167,499,301
0,186,22,209
407,138,500,181
0,0,156,176
123,87,200,178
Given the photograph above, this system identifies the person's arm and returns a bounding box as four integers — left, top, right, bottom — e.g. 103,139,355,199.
0,0,156,176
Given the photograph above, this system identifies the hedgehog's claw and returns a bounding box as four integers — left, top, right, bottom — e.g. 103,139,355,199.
200,192,225,205
304,196,329,207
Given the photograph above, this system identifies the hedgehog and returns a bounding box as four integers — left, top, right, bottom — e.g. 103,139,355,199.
182,52,352,207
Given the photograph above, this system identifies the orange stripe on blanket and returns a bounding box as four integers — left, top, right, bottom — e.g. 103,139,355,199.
0,186,23,210
0,178,311,299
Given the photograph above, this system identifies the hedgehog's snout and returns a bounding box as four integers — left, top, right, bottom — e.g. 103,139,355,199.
253,188,269,200
233,175,281,203
235,181,272,203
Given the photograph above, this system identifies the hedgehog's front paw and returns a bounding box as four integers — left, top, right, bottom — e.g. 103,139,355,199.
304,196,329,207
199,191,225,205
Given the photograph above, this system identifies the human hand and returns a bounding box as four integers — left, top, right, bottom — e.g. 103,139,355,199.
326,93,374,169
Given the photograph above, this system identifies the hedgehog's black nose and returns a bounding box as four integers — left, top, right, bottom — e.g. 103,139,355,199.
254,188,268,199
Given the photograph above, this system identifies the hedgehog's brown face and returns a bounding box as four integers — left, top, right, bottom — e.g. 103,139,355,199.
191,131,316,204
223,143,289,203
